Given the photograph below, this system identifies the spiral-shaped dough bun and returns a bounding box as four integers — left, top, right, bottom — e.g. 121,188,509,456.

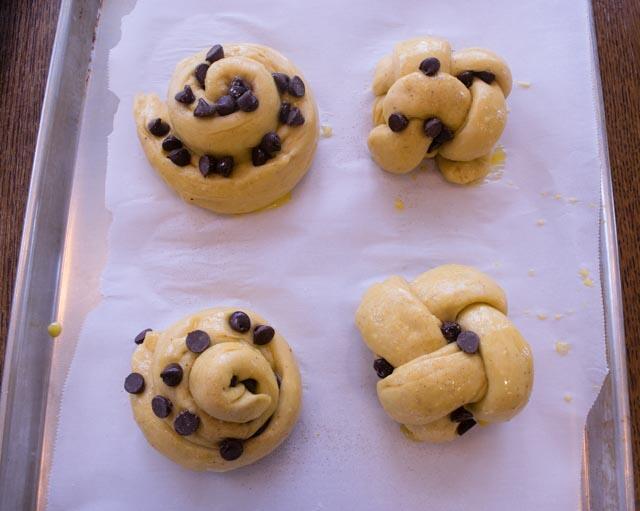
134,43,318,214
125,307,302,471
355,265,533,442
368,37,512,184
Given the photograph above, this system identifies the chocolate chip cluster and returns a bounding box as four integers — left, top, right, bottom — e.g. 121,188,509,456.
124,310,278,462
387,57,497,153
146,43,309,179
250,71,306,166
372,318,482,437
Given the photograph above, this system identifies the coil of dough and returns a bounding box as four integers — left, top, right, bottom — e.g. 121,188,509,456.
124,307,302,471
368,37,512,184
134,43,319,214
355,264,533,443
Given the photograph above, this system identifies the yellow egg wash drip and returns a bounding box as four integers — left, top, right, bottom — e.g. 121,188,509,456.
394,198,405,211
258,191,292,212
490,145,507,167
48,322,62,338
485,145,506,182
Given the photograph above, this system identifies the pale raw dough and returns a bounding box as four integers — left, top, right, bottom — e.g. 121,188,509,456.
355,265,533,443
368,37,512,184
129,307,302,471
134,44,319,214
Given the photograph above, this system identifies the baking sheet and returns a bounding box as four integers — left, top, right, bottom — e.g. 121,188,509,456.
45,0,609,509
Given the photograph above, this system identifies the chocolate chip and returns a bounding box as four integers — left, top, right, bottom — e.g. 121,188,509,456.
428,126,454,152
242,378,258,394
250,416,272,438
419,57,440,76
388,112,409,132
205,44,224,63
124,372,145,394
288,75,305,97
423,117,443,139
457,71,474,88
151,395,172,418
199,155,217,177
174,410,200,436
167,147,191,166
134,328,152,345
228,77,250,99
456,331,480,354
194,98,216,117
253,325,275,345
252,147,269,166
260,132,281,154
373,358,394,378
160,363,183,387
175,85,195,104
186,329,210,353
286,106,305,126
216,156,234,177
440,321,462,343
450,406,474,423
195,63,210,88
215,95,237,116
272,72,290,93
230,375,238,387
162,135,183,152
456,419,476,436
219,438,243,460
475,71,495,84
237,90,259,112
147,118,170,137
279,102,291,123
229,311,251,333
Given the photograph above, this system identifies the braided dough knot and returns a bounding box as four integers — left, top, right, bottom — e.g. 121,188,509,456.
129,307,301,471
355,265,533,443
368,37,512,184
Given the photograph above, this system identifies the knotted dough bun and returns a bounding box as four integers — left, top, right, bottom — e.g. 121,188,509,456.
368,37,511,184
356,265,533,442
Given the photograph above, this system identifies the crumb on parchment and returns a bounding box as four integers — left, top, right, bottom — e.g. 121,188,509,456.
320,124,333,138
579,267,595,287
555,341,571,355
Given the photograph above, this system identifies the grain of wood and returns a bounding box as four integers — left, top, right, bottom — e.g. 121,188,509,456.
0,0,638,504
593,0,640,504
0,0,61,376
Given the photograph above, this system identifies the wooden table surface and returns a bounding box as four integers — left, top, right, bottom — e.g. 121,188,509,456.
0,0,638,505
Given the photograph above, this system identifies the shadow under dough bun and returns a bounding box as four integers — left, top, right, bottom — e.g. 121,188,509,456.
125,307,302,471
134,43,319,214
368,37,512,184
355,264,533,442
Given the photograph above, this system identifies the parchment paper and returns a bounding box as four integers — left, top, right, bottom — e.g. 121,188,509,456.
47,0,608,509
